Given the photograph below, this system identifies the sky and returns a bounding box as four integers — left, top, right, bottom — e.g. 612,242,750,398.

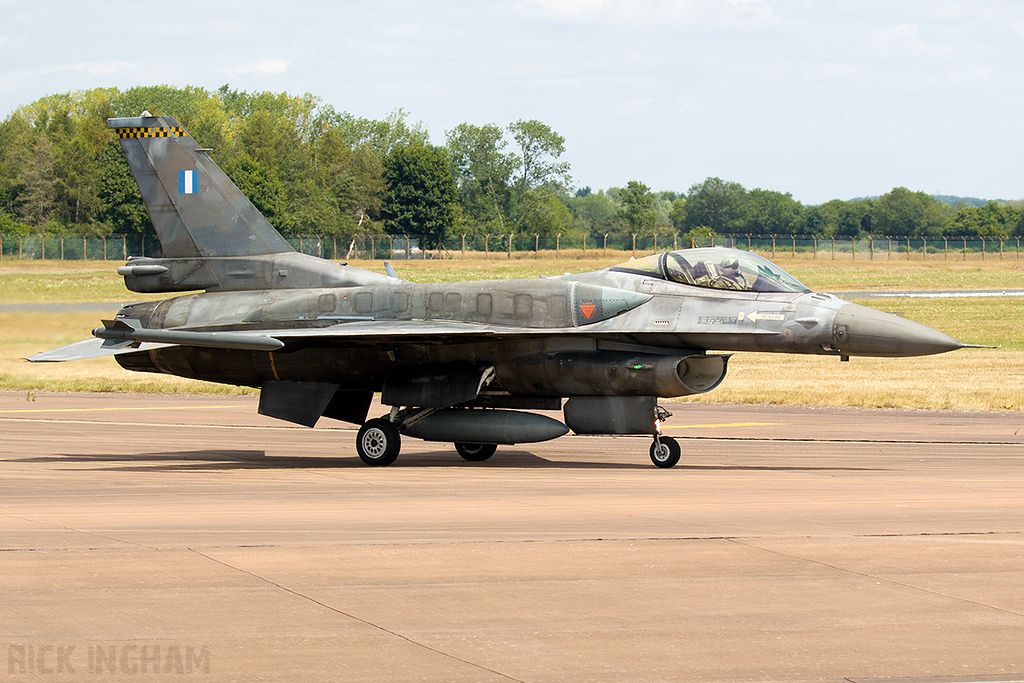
1,0,1022,205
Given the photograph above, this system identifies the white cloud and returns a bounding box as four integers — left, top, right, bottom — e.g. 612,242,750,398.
220,58,289,76
42,60,138,76
871,23,953,57
515,0,775,27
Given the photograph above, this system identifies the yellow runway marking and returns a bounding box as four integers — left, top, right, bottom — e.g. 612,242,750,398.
0,405,243,414
664,422,783,430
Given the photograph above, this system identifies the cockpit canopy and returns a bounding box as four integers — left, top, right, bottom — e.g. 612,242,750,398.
610,247,810,294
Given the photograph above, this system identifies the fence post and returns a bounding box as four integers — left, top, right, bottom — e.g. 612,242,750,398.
583,233,587,257
888,237,891,260
653,234,657,253
462,234,466,259
851,236,856,261
906,236,911,260
83,236,87,260
771,235,776,259
60,236,64,260
631,233,636,258
813,236,817,259
791,234,796,258
19,236,22,259
944,237,948,260
42,234,45,260
674,234,678,251
603,234,608,258
122,236,126,260
963,236,967,261
869,237,874,260
507,233,512,259
923,236,927,261
557,233,561,258
534,233,538,258
831,236,835,260
1000,237,1004,259
981,237,986,261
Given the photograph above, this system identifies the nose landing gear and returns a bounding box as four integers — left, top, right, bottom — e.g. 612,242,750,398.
650,404,680,468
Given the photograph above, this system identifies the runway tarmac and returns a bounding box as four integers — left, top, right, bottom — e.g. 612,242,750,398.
2,391,1023,682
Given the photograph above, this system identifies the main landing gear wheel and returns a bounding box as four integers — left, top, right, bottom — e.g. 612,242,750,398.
356,418,401,466
650,436,681,468
454,442,498,462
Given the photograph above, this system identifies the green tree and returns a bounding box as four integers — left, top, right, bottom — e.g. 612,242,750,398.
668,198,687,232
97,139,149,236
679,177,748,233
505,119,572,233
873,187,947,236
224,153,289,231
617,181,657,236
445,119,572,236
744,189,803,234
565,191,619,239
445,122,514,233
944,201,1021,238
381,145,460,248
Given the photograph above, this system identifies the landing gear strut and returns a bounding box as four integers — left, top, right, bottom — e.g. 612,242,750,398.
650,404,680,468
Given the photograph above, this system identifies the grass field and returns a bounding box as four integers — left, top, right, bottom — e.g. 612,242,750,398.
2,257,1021,411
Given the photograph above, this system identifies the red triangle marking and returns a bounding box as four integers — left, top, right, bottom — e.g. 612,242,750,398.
579,303,597,320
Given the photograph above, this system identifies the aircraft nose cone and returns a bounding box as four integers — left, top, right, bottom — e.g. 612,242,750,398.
832,303,965,357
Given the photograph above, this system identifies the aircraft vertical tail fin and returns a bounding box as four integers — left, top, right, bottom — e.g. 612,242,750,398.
107,114,294,258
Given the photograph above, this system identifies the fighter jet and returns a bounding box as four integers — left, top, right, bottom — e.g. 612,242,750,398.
29,114,975,467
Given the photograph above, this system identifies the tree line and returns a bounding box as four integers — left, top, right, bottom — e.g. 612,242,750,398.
1,86,1021,251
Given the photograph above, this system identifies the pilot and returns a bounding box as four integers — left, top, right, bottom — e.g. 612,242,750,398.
692,259,747,290
719,259,748,289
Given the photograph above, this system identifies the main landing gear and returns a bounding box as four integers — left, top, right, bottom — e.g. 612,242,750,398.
356,418,401,466
454,442,498,461
354,410,500,466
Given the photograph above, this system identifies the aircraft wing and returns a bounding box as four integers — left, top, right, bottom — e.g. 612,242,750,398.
27,319,509,362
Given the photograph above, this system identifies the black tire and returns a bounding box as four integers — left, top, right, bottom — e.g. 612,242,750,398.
356,418,401,466
650,436,681,468
454,442,497,462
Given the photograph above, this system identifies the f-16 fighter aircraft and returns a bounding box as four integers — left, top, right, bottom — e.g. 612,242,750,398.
29,114,974,467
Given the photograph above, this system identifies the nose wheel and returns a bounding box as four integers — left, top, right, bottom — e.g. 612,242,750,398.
650,436,681,468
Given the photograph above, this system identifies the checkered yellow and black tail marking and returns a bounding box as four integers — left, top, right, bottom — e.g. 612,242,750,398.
115,126,187,139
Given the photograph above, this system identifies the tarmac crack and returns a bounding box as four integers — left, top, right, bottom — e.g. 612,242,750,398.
728,538,1024,620
0,513,150,550
186,548,528,683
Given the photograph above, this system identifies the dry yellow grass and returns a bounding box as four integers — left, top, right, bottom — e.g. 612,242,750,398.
678,349,1022,411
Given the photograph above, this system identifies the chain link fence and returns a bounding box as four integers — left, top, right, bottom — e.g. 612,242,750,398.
2,232,1021,261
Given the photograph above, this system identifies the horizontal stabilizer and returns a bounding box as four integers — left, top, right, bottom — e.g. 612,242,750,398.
26,337,172,363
